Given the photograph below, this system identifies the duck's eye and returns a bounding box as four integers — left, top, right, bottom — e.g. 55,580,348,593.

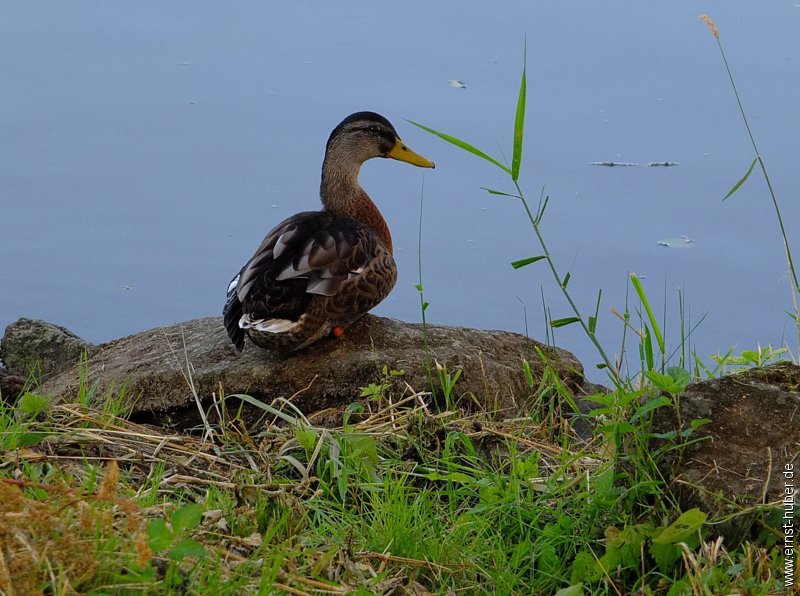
369,125,379,134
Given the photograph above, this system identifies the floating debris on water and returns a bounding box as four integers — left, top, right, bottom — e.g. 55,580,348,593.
448,80,468,89
658,236,695,249
592,161,679,167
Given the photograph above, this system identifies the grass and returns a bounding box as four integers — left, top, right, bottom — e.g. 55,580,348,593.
699,14,800,354
0,15,795,595
0,373,787,594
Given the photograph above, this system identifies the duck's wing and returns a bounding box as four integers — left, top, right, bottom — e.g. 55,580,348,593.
223,211,379,351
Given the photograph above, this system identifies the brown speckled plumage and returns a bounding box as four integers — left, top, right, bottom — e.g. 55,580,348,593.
223,112,434,353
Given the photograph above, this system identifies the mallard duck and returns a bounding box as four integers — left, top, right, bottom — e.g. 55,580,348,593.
223,111,435,353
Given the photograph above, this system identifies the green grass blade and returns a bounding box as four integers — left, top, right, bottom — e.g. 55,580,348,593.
534,193,549,225
511,255,546,269
551,316,581,328
722,157,757,201
511,43,527,181
481,187,521,199
408,120,511,174
643,326,655,371
630,274,665,356
591,289,603,333
231,393,302,426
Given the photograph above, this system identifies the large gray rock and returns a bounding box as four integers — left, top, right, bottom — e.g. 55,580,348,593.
1,318,96,379
2,315,585,421
655,361,800,542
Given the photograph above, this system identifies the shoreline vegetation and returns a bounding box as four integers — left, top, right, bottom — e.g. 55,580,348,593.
1,15,797,594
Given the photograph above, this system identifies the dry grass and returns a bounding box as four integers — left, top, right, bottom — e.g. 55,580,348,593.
1,390,601,594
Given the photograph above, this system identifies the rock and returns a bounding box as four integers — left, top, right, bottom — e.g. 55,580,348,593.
4,315,585,423
654,361,800,543
0,318,96,380
0,367,25,402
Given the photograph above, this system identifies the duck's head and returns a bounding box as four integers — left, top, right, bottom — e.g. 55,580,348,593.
325,111,435,169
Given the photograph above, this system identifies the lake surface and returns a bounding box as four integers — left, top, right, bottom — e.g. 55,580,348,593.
2,2,799,381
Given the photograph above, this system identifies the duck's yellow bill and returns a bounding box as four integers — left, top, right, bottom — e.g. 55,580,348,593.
387,139,435,168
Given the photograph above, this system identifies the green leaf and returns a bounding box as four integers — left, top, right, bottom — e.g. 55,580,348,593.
169,538,206,560
653,508,707,544
650,541,682,571
147,519,173,552
360,383,386,398
2,431,51,450
562,271,571,288
598,421,636,435
556,584,586,596
588,315,597,333
408,120,511,174
690,417,712,430
723,157,757,201
740,350,759,365
630,395,671,422
537,542,559,575
667,366,691,392
511,255,546,269
644,367,690,397
667,579,694,596
19,392,49,416
171,503,203,535
569,552,602,583
600,524,651,571
511,43,527,181
648,430,678,440
294,428,318,454
18,432,52,448
346,402,365,414
617,389,647,408
594,465,616,501
550,316,581,328
644,370,677,394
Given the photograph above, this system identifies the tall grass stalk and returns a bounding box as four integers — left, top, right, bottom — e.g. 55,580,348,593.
411,50,624,387
700,15,800,351
415,177,437,398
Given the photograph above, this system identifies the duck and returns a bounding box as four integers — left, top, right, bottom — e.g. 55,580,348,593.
223,111,435,353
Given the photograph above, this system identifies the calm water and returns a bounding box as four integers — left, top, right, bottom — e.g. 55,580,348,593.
2,2,799,380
